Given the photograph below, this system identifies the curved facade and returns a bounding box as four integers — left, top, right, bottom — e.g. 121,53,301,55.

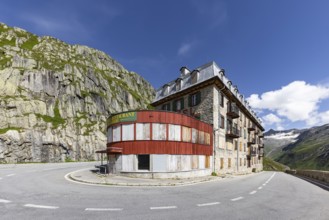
106,110,213,178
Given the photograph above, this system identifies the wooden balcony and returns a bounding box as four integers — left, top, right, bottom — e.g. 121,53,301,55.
248,123,256,131
247,137,256,145
259,132,264,138
226,126,240,139
227,102,240,119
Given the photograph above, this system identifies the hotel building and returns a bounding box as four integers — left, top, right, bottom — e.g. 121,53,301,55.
102,61,264,177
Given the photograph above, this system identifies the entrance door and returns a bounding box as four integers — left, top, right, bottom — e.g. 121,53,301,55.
138,155,150,170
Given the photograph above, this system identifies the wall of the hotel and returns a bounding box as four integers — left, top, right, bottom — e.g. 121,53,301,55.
117,154,212,178
154,84,263,175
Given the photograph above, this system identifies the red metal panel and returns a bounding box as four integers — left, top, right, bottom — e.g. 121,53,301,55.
107,110,213,156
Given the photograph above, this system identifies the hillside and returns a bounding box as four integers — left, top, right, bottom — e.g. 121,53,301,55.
264,124,329,170
276,124,329,170
0,23,155,163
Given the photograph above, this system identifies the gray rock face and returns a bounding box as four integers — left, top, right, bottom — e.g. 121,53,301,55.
0,23,155,163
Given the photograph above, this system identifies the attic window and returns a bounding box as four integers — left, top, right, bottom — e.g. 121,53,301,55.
191,70,199,84
162,84,170,96
176,78,182,91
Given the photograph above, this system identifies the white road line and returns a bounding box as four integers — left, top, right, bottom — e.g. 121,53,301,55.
0,199,12,203
150,206,177,210
249,191,257,195
231,197,244,201
6,174,15,177
85,208,123,211
258,186,263,190
24,204,59,209
197,202,220,207
263,183,266,186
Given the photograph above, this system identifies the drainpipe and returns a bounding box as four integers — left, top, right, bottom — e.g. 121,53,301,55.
213,84,226,173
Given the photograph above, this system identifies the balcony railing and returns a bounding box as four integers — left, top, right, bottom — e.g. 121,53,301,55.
248,123,256,131
226,126,240,139
227,102,240,119
259,132,264,138
247,137,256,145
249,148,257,156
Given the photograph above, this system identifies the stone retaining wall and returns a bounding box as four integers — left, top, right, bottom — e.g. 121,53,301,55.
286,170,329,184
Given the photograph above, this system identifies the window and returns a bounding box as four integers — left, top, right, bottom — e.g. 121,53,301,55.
136,123,150,140
152,123,166,140
228,158,231,168
192,128,198,143
189,91,201,107
107,127,113,143
168,124,181,141
198,131,205,144
138,155,150,170
161,103,171,111
219,92,224,107
220,115,225,129
239,142,242,151
173,98,184,111
191,70,199,84
176,79,182,91
112,125,121,142
205,133,210,145
122,124,134,141
220,158,224,169
182,126,191,142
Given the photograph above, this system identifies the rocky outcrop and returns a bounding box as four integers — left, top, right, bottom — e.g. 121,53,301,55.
0,23,155,163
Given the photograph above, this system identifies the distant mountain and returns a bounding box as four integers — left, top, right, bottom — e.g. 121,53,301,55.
0,23,155,163
263,128,303,159
264,124,329,170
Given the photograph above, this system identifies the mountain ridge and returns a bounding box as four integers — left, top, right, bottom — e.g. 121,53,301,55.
264,124,329,170
0,23,155,163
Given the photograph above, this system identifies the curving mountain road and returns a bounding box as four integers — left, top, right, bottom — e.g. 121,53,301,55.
1,162,328,220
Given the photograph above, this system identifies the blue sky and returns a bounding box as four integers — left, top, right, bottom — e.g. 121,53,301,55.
1,0,329,131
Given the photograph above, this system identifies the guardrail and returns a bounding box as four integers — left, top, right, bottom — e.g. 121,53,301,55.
286,169,329,184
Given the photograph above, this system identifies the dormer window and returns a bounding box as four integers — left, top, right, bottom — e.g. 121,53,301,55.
180,66,190,76
175,78,182,91
162,84,170,96
191,70,199,84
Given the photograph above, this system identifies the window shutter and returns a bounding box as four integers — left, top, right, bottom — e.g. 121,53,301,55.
181,98,184,109
173,100,177,111
188,95,192,107
162,104,166,110
196,91,201,105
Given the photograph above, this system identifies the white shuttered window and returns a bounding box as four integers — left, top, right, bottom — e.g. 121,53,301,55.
112,125,121,142
152,123,167,140
136,123,150,140
122,124,134,141
168,124,181,141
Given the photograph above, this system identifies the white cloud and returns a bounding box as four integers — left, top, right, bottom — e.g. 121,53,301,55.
262,113,283,130
247,81,329,124
177,43,193,56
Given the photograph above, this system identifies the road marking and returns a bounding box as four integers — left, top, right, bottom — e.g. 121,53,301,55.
249,191,257,195
6,174,15,177
150,206,177,210
197,202,220,207
231,197,244,201
24,204,59,209
258,186,262,190
85,208,123,211
0,199,12,203
263,183,266,186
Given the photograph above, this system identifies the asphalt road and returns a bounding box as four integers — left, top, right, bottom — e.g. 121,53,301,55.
1,162,329,220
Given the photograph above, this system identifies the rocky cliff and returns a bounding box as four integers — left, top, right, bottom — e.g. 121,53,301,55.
0,23,155,163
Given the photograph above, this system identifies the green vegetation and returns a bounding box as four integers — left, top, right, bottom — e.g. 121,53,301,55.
0,56,11,68
21,35,38,50
65,156,75,162
0,38,15,47
36,99,66,128
263,157,288,172
0,127,21,134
